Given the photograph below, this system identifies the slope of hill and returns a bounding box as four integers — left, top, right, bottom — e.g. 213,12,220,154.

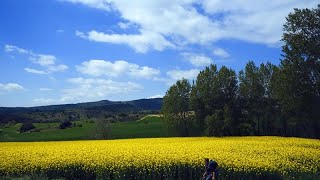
0,116,166,142
0,98,163,124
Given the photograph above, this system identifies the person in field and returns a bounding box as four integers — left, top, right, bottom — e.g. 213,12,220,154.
203,160,218,180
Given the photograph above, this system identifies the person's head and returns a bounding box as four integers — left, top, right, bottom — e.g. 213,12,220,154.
207,160,218,173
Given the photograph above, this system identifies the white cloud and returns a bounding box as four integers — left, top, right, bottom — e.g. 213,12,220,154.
212,48,230,58
77,60,130,77
201,0,317,45
47,64,69,72
33,55,56,66
167,69,200,81
76,59,160,79
40,88,53,91
75,30,86,38
31,77,143,105
33,98,56,106
154,69,200,86
4,44,30,54
148,94,163,99
24,68,48,75
62,0,113,11
0,83,24,92
118,22,131,29
60,77,143,103
76,30,175,53
128,66,160,79
56,29,64,33
4,44,68,74
182,52,212,67
65,0,317,52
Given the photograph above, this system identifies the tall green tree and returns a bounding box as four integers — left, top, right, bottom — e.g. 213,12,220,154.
162,79,194,136
275,4,320,138
239,61,264,135
259,62,280,135
191,65,238,136
190,65,219,133
216,66,239,135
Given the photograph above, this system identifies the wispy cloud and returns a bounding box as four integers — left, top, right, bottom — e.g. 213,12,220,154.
76,30,175,53
167,69,200,81
4,44,30,54
212,48,230,58
4,44,68,75
0,83,24,92
24,68,48,75
153,69,200,86
65,0,317,52
60,77,143,103
39,88,53,91
61,0,113,11
76,59,160,79
32,77,143,105
148,94,163,99
181,52,213,67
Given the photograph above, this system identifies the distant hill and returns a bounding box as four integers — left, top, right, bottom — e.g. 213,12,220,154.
0,98,163,124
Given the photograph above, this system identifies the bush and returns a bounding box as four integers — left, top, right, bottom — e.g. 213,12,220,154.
7,120,17,126
119,113,128,117
89,120,95,123
29,128,41,133
20,123,36,133
95,119,112,139
59,121,72,129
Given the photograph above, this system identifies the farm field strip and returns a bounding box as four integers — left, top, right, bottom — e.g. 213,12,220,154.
0,136,319,179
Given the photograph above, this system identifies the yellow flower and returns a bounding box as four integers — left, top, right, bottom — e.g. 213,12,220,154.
0,137,319,178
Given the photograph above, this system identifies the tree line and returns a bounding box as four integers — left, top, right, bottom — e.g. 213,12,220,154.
162,5,320,138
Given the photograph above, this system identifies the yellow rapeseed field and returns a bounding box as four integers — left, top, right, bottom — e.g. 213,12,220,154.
0,136,319,178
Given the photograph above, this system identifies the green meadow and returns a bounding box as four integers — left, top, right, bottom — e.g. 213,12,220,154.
0,116,167,142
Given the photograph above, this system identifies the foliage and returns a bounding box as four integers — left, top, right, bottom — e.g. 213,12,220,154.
274,4,320,138
162,4,320,138
58,121,72,129
19,123,35,133
0,137,319,179
0,98,162,124
95,119,112,139
0,116,167,142
162,79,197,136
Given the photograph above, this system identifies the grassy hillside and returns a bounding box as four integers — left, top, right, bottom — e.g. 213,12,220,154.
112,115,166,139
0,98,163,124
0,116,167,142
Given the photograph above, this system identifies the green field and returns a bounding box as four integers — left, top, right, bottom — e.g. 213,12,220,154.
0,116,167,142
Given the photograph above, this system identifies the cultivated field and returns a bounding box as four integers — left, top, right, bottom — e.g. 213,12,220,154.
1,137,319,179
0,116,166,142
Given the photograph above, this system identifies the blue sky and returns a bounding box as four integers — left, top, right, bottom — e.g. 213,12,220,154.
0,0,317,107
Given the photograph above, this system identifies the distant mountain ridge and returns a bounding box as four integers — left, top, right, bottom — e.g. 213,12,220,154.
0,98,163,123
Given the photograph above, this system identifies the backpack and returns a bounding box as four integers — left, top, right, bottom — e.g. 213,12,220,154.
206,160,218,179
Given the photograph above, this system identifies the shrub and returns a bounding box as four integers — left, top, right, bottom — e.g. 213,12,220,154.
118,113,128,117
29,128,41,133
7,120,17,126
20,123,36,133
59,121,72,129
95,119,112,139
